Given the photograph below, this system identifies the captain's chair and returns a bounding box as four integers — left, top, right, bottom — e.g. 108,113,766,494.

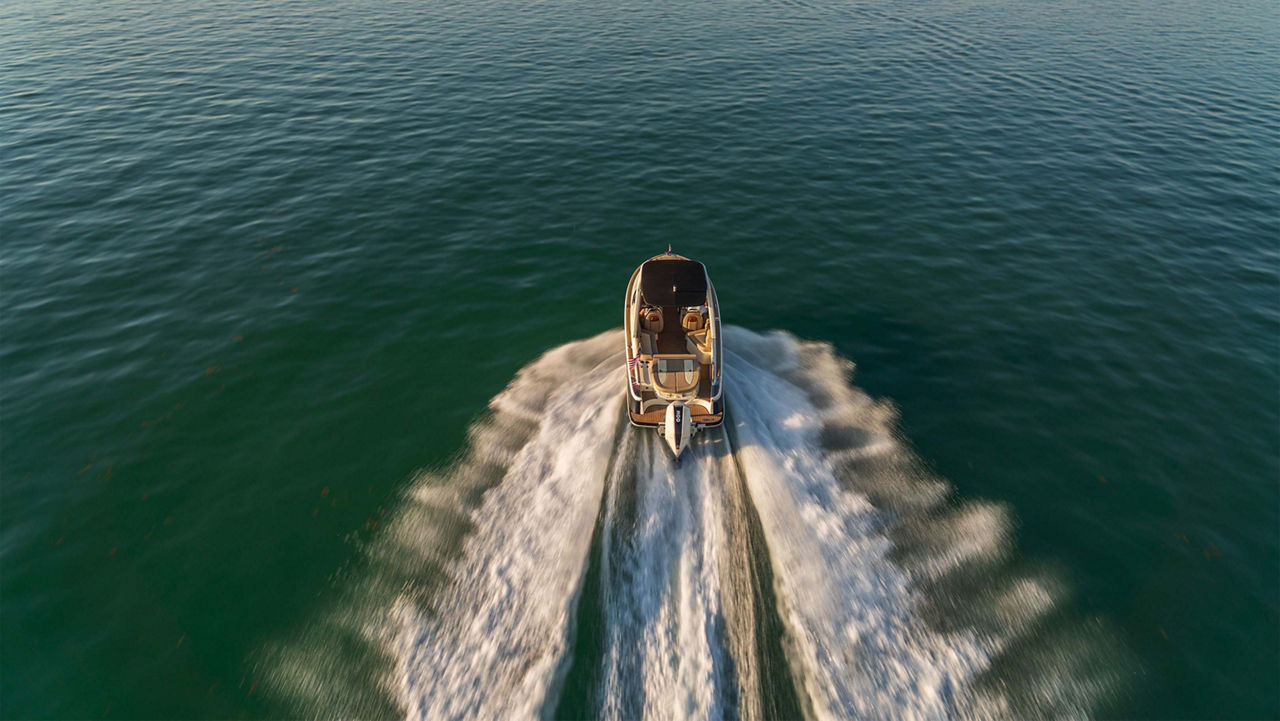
682,309,704,332
642,308,664,333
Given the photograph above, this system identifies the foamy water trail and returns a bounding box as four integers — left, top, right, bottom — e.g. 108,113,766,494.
391,349,626,720
597,433,737,721
724,333,995,720
261,327,1121,720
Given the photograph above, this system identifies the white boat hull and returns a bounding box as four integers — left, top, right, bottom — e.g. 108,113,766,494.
623,250,725,457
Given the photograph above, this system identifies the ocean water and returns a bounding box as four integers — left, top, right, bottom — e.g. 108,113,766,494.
1,0,1277,718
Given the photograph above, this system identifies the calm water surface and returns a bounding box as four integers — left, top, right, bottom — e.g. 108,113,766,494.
2,0,1277,718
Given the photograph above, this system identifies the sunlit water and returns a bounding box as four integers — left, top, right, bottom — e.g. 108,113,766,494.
2,0,1277,717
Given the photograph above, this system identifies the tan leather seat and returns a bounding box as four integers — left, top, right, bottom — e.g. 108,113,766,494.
686,328,713,364
682,311,704,331
642,308,664,333
652,355,700,394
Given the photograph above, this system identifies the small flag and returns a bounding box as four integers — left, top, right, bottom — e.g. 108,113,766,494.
627,354,638,370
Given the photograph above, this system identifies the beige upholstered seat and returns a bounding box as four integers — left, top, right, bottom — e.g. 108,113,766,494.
641,308,664,333
686,328,713,364
652,355,700,394
682,310,704,331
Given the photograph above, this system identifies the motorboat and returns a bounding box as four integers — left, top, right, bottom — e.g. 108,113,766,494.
624,248,725,457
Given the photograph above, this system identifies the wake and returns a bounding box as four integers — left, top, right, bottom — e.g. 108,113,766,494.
262,327,1122,720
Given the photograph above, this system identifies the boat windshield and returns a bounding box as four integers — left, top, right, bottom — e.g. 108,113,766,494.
652,356,700,394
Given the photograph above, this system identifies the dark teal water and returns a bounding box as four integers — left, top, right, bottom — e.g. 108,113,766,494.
2,0,1278,718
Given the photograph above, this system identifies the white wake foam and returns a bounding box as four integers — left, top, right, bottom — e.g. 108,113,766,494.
390,339,626,721
262,327,1118,721
597,433,737,721
724,331,995,720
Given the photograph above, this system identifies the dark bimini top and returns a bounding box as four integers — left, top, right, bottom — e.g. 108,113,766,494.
640,259,708,307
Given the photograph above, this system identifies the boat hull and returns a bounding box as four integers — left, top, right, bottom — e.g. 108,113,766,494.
623,252,725,453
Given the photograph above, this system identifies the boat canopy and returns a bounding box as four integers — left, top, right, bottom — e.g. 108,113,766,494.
640,259,708,307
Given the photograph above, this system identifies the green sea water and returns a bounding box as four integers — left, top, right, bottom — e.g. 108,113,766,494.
2,0,1277,718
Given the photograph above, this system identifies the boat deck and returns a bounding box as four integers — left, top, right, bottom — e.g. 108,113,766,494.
629,365,723,426
631,406,724,426
654,306,689,354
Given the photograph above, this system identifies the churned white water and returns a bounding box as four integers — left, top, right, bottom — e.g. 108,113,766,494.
263,327,1115,720
724,332,994,721
596,432,745,721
